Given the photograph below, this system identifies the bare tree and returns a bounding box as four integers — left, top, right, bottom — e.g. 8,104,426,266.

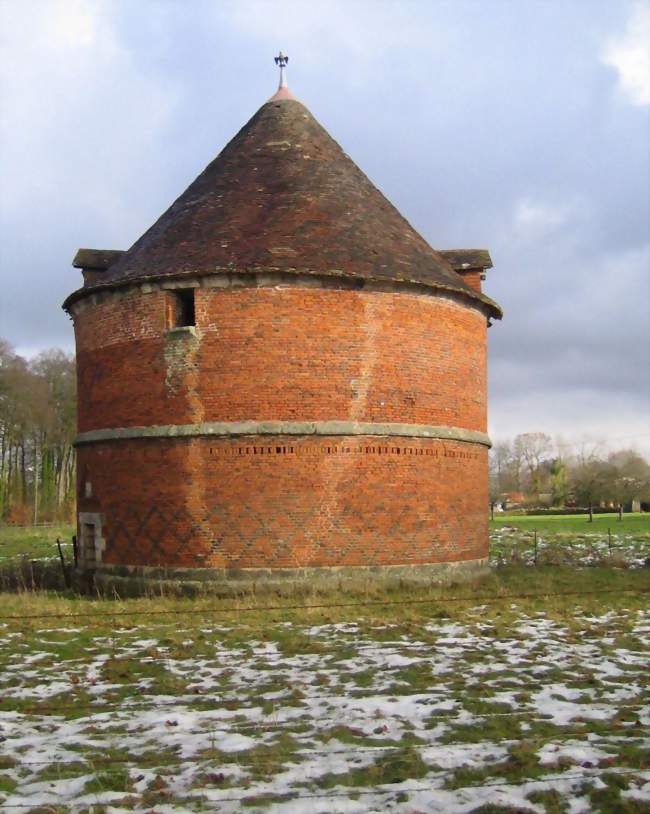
513,432,553,498
603,450,650,518
0,340,76,523
572,459,609,521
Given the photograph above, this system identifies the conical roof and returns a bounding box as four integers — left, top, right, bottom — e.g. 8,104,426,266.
74,94,500,316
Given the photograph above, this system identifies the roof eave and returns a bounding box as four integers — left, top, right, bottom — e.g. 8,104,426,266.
62,266,502,319
72,248,125,270
438,249,493,271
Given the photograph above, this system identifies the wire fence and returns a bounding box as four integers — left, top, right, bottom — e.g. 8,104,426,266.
1,767,646,809
490,525,650,566
1,593,647,809
2,686,646,722
0,586,647,622
2,722,645,768
1,529,648,809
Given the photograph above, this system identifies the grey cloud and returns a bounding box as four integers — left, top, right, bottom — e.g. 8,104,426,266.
0,0,647,454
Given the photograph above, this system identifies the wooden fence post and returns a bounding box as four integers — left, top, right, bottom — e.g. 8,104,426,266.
56,538,70,589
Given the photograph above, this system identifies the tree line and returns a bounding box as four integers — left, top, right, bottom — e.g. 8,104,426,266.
0,339,76,523
490,432,650,514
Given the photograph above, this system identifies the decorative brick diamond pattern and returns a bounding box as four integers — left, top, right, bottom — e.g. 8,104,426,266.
78,436,488,570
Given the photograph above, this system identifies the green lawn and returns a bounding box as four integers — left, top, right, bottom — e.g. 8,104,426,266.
0,524,75,562
490,512,650,534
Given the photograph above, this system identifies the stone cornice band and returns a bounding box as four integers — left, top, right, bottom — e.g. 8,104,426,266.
63,270,502,321
75,421,491,447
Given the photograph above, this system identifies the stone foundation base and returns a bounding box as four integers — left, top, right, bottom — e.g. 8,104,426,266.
78,558,489,598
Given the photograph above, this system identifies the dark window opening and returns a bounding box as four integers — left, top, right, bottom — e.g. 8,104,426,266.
168,289,196,328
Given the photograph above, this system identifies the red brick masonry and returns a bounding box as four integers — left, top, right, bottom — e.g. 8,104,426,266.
75,286,486,432
73,281,490,571
77,436,488,569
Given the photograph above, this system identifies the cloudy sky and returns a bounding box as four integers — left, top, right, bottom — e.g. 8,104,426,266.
1,0,648,456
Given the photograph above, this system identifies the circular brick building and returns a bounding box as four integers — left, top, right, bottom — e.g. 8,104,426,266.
64,76,501,592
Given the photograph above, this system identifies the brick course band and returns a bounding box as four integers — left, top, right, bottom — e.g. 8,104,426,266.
75,421,492,447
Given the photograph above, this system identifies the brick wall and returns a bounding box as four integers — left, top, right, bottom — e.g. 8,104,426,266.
73,282,489,571
457,269,483,291
77,436,488,568
75,286,487,433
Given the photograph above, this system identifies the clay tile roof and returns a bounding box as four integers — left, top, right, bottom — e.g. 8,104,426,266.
438,249,493,271
72,249,125,270
70,96,501,317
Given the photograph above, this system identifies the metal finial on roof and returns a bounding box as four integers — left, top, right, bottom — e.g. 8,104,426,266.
274,51,289,89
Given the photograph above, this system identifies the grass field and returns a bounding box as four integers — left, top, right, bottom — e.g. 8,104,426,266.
0,520,648,810
0,568,648,812
489,513,650,570
491,513,650,535
0,524,74,563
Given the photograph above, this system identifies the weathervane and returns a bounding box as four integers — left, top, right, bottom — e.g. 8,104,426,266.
274,51,289,89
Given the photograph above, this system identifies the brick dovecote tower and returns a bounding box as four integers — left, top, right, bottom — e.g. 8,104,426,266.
64,65,502,593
